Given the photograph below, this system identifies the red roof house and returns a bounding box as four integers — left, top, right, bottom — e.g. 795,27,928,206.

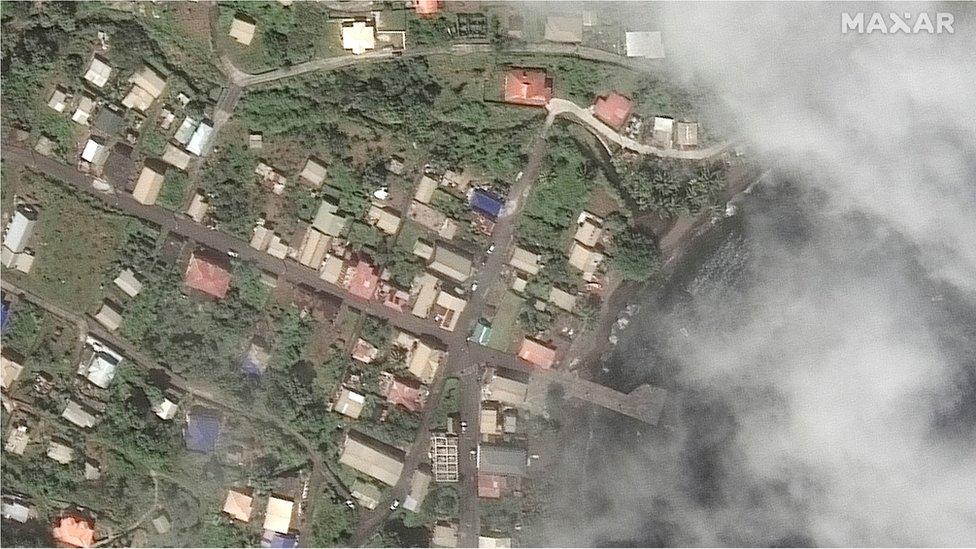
503,69,553,107
478,473,505,499
184,252,232,299
517,338,557,369
346,260,379,300
593,92,634,130
382,375,427,412
414,0,440,16
53,516,95,548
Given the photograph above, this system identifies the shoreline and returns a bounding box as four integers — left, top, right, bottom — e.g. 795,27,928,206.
566,160,763,381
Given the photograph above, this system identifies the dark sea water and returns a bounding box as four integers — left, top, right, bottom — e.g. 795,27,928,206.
533,180,976,547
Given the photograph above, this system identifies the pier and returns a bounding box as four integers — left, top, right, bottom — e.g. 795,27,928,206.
470,345,669,426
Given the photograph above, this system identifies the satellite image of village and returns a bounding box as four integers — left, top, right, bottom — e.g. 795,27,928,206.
1,1,974,548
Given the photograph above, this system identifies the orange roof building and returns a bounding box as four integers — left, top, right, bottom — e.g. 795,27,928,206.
503,69,553,107
222,489,254,522
593,92,634,130
517,338,557,369
383,376,427,413
53,516,95,548
346,259,379,300
478,473,505,499
415,0,440,16
184,252,232,299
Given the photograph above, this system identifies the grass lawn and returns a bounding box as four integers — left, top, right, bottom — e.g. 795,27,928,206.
4,172,131,315
488,291,524,352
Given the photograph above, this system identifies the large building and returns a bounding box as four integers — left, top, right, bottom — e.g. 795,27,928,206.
122,65,167,112
339,431,405,486
429,247,473,283
478,444,528,477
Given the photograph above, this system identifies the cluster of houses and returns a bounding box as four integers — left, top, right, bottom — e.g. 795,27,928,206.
337,429,433,514
0,324,185,546
228,2,432,58
424,367,532,548
219,487,301,548
497,208,614,372
39,44,218,218
240,152,511,345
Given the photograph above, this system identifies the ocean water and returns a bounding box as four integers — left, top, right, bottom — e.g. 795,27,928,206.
533,179,976,546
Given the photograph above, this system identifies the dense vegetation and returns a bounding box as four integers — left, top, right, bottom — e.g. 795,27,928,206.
614,157,726,215
2,2,220,150
238,58,540,180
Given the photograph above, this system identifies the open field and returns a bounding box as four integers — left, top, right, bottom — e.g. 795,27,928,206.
2,171,132,315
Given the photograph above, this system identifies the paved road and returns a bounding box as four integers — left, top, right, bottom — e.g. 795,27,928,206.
224,43,659,89
3,146,453,347
546,98,732,160
347,106,554,547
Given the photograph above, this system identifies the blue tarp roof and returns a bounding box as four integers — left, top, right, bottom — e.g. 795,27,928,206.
184,410,221,453
0,299,10,334
470,189,504,220
267,534,298,548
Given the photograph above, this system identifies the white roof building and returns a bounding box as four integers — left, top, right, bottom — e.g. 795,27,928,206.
1,501,32,523
47,441,74,464
114,269,144,297
81,138,107,165
48,88,68,112
84,56,113,87
229,15,257,46
625,31,665,58
62,400,97,429
153,398,179,420
342,21,376,55
4,206,38,254
78,339,123,389
263,497,294,534
174,117,199,145
71,95,95,126
185,121,215,156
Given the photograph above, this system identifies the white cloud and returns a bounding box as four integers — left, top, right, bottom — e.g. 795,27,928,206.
536,3,976,546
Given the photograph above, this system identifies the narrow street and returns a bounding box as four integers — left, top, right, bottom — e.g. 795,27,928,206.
2,145,453,348
1,30,694,546
546,98,732,160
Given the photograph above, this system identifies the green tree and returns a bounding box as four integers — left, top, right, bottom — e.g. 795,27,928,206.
308,496,354,547
610,230,660,282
